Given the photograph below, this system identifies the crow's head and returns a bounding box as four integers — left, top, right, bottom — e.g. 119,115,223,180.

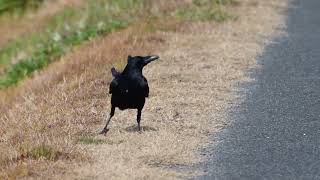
127,55,159,70
111,55,159,77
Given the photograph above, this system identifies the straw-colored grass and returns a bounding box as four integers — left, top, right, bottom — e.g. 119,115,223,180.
0,0,288,179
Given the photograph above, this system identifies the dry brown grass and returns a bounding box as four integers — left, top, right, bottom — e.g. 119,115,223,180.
0,0,288,179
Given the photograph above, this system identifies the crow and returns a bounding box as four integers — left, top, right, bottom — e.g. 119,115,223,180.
100,55,159,134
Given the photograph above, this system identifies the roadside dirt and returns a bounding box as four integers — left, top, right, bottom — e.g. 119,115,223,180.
0,0,288,179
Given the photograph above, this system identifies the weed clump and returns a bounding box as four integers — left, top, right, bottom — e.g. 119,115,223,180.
27,145,62,161
77,137,106,145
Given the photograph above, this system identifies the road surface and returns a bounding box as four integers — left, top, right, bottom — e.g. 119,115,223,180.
199,0,320,179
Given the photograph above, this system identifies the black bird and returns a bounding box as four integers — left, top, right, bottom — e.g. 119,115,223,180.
100,55,159,134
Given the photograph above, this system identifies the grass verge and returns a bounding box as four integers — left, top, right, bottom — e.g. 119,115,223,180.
0,0,234,89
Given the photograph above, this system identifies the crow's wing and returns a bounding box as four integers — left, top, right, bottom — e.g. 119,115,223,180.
139,77,149,97
110,76,149,97
109,77,130,95
109,78,118,94
111,67,120,77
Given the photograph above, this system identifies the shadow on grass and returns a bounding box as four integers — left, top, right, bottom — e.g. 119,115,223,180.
125,125,157,133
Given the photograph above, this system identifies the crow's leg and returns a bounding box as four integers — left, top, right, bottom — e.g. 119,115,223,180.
100,106,115,134
137,109,142,131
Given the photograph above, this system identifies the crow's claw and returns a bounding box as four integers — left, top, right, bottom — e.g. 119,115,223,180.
99,128,109,135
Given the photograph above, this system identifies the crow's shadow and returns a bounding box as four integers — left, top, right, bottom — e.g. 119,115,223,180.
125,125,157,132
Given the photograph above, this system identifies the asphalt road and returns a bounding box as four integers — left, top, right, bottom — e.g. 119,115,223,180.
198,0,320,179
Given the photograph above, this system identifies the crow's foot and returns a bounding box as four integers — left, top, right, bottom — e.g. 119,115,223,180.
99,128,109,135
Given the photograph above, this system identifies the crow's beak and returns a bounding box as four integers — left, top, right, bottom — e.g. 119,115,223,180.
144,55,159,65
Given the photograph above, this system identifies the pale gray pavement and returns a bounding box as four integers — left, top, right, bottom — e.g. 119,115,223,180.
198,0,320,179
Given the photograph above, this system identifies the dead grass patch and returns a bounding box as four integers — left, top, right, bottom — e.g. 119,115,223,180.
0,0,288,179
